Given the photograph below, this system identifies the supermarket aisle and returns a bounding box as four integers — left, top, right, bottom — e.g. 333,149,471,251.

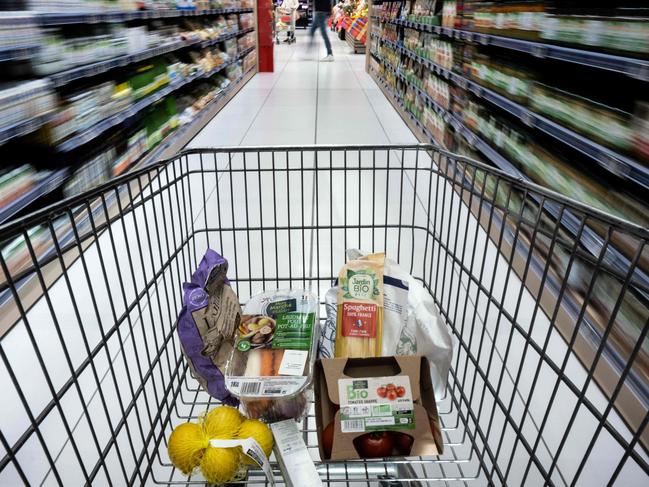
188,30,417,147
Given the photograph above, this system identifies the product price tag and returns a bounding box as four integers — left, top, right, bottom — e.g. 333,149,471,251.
270,420,323,487
338,376,415,433
277,350,309,376
210,438,274,485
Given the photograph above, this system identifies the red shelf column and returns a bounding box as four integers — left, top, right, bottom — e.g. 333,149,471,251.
257,0,274,72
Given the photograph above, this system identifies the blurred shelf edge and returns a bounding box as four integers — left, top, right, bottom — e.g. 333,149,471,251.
0,169,69,224
0,113,51,146
56,44,255,153
371,16,649,82
372,33,649,192
369,59,649,294
0,44,39,62
0,62,256,225
0,8,254,26
48,27,254,88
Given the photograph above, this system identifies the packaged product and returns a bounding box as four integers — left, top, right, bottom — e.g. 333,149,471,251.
167,405,274,483
225,289,319,422
334,253,385,358
321,250,453,398
314,356,444,461
177,249,241,406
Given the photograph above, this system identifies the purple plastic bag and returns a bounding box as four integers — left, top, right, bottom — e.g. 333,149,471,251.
177,249,240,406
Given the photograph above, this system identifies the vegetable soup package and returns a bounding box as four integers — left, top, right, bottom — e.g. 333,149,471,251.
225,289,319,422
321,250,453,398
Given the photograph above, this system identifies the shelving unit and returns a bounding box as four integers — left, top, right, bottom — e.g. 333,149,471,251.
371,31,649,191
367,0,649,448
346,30,366,54
55,43,255,153
373,15,649,81
35,7,253,25
0,3,258,225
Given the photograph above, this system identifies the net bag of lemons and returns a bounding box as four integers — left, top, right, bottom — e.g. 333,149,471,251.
167,405,273,484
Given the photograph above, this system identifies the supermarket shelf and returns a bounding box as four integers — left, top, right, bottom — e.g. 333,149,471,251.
372,16,649,81
36,8,253,25
141,66,256,165
0,169,69,224
373,60,649,351
463,79,649,191
0,66,256,316
48,27,254,88
0,44,39,62
371,60,649,297
0,114,50,146
56,45,255,153
0,55,255,226
373,33,649,192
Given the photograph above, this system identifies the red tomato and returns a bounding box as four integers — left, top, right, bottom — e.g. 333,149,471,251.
322,421,334,459
387,390,397,401
377,386,387,398
393,433,414,455
396,386,406,397
354,431,395,458
386,383,396,391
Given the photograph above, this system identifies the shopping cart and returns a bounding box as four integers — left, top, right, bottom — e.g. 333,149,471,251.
0,145,647,486
274,7,296,44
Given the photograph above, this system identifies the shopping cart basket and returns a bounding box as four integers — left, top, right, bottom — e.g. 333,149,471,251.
0,145,647,486
274,8,296,44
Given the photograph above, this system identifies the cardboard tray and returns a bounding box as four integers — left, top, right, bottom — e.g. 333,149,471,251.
314,355,444,461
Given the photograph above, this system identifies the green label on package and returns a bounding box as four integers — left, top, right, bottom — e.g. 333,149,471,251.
265,298,297,316
338,376,415,433
272,312,314,350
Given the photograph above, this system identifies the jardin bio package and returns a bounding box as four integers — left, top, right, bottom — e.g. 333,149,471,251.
334,252,385,358
314,356,444,461
225,289,319,422
177,249,241,406
321,249,453,398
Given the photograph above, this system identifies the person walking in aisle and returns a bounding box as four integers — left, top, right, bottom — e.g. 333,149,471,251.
309,0,334,61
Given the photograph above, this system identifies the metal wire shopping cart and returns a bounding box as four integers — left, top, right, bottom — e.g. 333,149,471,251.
274,7,296,44
0,145,647,486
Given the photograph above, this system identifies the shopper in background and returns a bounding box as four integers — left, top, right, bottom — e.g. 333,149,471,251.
309,0,334,62
277,0,299,43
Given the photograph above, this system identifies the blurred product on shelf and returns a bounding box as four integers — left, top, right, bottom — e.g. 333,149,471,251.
0,166,38,207
0,80,56,130
239,12,253,29
238,31,255,50
0,15,41,49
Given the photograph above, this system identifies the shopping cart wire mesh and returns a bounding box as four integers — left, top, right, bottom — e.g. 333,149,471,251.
0,145,647,486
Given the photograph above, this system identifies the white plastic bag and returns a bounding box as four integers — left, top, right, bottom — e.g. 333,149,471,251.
319,250,453,398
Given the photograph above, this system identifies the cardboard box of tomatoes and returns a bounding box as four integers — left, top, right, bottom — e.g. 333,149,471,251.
314,355,444,461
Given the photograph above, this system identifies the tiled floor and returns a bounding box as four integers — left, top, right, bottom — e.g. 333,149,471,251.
188,30,417,148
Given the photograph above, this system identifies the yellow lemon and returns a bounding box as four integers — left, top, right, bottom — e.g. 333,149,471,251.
202,405,244,439
167,422,209,475
237,418,274,465
199,446,240,485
